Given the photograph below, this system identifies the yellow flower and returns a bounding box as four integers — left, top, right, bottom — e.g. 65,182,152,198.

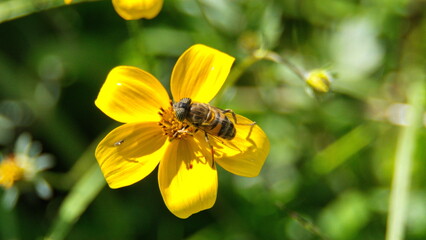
95,44,270,218
0,155,24,189
0,133,54,209
65,0,163,20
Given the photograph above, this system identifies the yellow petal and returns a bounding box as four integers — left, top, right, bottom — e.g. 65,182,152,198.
208,114,270,177
158,139,217,219
95,66,170,123
171,44,235,103
112,0,163,20
95,122,168,188
64,0,72,4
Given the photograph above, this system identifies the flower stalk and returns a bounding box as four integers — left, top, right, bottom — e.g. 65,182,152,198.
46,164,105,240
386,80,425,240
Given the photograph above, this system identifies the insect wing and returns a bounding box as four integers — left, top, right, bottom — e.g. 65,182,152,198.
209,134,243,153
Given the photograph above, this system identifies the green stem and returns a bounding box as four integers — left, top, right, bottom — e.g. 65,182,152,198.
0,0,99,24
213,54,259,106
287,210,330,240
385,80,425,240
261,50,306,81
45,164,106,240
225,55,259,89
214,49,306,106
310,123,377,175
194,0,222,34
126,20,151,71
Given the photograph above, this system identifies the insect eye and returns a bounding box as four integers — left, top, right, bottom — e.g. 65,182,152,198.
175,108,186,121
173,98,192,122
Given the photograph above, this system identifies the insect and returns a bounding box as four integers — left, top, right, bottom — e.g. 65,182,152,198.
173,97,255,166
114,139,124,146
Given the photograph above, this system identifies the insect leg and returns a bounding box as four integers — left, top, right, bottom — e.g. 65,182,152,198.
171,125,191,141
204,132,215,168
222,109,256,126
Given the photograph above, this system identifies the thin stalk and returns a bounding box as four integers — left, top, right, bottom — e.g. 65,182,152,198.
213,54,260,106
45,163,106,240
224,55,260,90
262,50,306,81
0,0,99,24
214,49,306,106
126,20,151,71
310,123,376,175
194,0,222,34
385,80,425,240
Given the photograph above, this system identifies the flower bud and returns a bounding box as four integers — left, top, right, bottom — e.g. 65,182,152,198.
305,69,333,93
112,0,163,20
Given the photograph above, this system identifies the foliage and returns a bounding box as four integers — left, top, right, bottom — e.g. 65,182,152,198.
0,0,425,239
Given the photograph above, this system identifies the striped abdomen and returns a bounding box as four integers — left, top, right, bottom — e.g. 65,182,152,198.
187,103,236,140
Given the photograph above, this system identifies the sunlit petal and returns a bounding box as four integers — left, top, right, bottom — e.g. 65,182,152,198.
96,122,168,188
158,139,217,219
64,0,72,4
171,44,235,103
208,114,270,177
95,66,170,123
112,0,163,20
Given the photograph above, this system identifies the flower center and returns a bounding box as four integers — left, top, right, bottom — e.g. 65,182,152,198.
158,101,196,141
0,155,24,189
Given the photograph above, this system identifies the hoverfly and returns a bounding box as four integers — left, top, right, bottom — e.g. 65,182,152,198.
173,98,255,166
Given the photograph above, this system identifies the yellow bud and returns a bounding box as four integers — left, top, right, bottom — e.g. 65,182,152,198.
112,0,163,20
305,70,332,93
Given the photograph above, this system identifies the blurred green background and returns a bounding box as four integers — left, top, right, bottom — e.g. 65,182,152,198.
0,0,425,239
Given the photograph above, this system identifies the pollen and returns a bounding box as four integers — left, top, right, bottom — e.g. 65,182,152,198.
159,102,196,141
0,155,24,189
